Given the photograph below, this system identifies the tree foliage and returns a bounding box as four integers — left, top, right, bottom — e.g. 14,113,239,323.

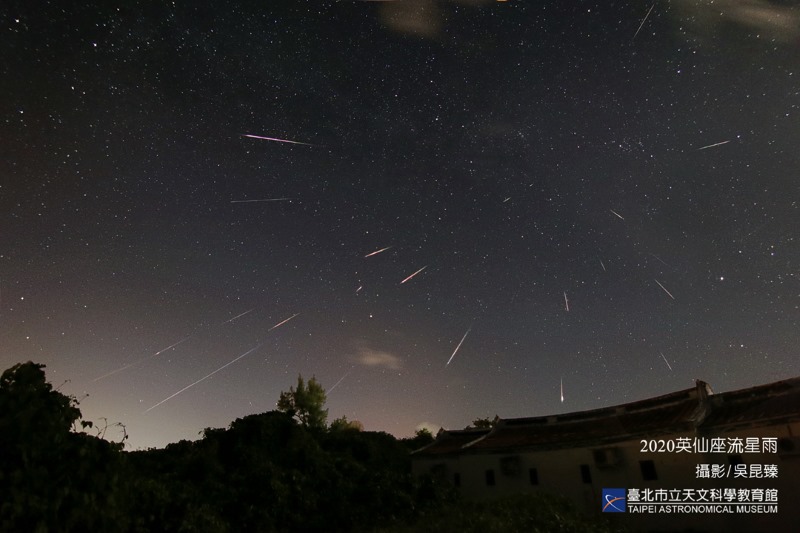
470,417,496,429
0,363,617,532
277,374,328,430
382,492,623,533
330,415,364,432
401,428,435,451
0,362,125,531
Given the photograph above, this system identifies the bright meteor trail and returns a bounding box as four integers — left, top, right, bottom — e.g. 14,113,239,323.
632,3,655,41
221,309,254,324
268,313,300,331
697,140,730,151
242,134,314,146
445,328,471,367
400,266,427,284
364,246,393,258
654,279,676,300
230,198,294,203
144,314,298,412
660,351,673,371
145,343,263,413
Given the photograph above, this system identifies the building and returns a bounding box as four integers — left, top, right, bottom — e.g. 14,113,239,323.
412,377,800,531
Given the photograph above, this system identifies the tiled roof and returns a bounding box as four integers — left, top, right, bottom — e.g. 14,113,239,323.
701,376,800,429
413,377,800,457
469,387,702,453
413,428,490,456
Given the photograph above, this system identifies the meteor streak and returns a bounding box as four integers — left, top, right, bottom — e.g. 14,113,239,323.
230,198,294,203
153,334,194,356
268,312,300,331
649,253,670,267
328,368,353,394
600,259,607,272
93,362,136,382
610,209,625,220
697,140,730,151
221,308,254,324
364,246,392,258
560,377,564,403
93,333,194,382
633,3,655,40
400,265,427,284
242,134,314,146
145,343,263,412
660,351,673,371
563,292,569,312
654,279,676,300
446,328,471,367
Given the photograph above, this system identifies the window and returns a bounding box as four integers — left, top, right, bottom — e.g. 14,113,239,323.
640,460,658,481
529,467,539,485
485,469,496,486
580,464,592,484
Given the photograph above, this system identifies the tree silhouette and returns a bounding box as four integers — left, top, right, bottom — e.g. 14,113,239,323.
330,415,364,432
0,362,125,531
470,417,495,429
277,374,328,430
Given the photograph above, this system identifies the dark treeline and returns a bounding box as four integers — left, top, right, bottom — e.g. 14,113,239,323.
1,362,620,532
125,412,446,532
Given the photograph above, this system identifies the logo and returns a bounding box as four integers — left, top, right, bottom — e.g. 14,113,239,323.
602,488,626,513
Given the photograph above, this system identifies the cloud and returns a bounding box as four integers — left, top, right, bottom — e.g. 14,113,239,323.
378,0,493,39
674,0,800,42
354,343,403,370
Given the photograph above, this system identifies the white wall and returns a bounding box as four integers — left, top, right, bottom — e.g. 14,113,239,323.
413,421,800,531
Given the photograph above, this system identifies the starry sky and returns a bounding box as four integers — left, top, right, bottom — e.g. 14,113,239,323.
1,0,798,450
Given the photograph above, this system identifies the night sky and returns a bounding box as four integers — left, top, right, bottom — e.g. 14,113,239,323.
2,0,798,450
